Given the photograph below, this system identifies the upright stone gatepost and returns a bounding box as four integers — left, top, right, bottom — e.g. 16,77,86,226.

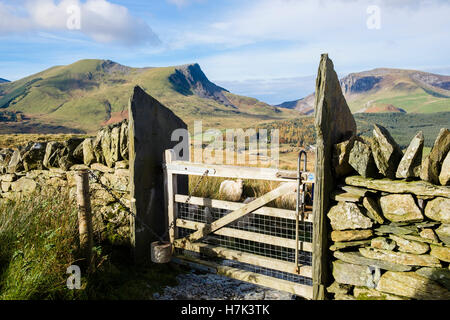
312,54,357,300
128,86,188,265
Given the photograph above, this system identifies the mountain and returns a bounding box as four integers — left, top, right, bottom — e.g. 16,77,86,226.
278,68,450,114
0,78,9,83
0,59,294,133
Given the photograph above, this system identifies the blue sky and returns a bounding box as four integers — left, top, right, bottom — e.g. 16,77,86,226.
0,0,449,104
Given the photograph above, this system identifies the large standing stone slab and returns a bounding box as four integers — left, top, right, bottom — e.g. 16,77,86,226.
348,139,377,178
327,201,373,230
377,271,450,300
313,54,357,300
396,131,424,179
421,128,450,184
129,86,188,264
371,124,403,178
425,197,450,223
439,152,450,185
379,194,423,222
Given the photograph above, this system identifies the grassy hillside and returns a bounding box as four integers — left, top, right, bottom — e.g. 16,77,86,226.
0,60,296,134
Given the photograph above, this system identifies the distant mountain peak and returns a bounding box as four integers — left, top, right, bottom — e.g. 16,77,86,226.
277,67,450,114
0,78,9,83
170,63,236,108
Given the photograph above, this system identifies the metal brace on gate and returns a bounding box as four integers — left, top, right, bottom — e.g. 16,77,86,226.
295,150,307,274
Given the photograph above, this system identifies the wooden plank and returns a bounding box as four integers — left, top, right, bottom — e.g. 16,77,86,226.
173,255,313,299
175,219,312,252
175,194,313,222
174,241,312,277
166,161,313,182
177,182,297,243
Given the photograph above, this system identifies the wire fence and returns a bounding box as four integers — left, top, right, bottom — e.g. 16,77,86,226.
176,202,313,286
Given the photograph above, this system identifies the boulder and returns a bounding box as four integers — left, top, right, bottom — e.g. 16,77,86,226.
0,148,14,174
436,224,450,245
332,260,378,288
430,245,450,263
82,138,96,166
415,267,450,290
359,248,441,268
93,131,105,164
332,137,356,177
0,173,16,182
371,124,404,178
362,197,384,224
419,229,439,242
439,152,450,185
43,141,63,168
396,131,424,179
327,201,373,230
371,237,396,251
389,235,429,255
90,163,114,174
425,197,450,223
331,229,373,242
7,149,24,173
11,177,37,194
421,128,450,184
348,140,377,178
22,142,47,172
326,281,352,295
377,271,450,300
379,194,423,222
334,251,412,272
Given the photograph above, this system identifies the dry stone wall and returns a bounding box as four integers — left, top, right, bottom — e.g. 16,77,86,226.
328,125,450,300
0,119,131,243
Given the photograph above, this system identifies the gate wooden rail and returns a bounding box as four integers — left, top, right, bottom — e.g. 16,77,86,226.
163,149,315,299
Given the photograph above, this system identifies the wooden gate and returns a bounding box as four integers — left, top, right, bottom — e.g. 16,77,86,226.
163,149,315,299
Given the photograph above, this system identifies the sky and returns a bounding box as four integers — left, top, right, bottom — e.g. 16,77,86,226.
0,0,449,104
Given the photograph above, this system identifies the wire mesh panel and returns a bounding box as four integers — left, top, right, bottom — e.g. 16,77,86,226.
175,200,313,291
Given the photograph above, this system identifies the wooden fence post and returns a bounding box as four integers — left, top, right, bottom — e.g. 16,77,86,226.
76,169,93,271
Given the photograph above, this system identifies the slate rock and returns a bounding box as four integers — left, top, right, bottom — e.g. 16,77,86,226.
348,139,377,178
377,271,450,300
436,224,450,245
379,194,423,222
371,124,404,178
396,131,424,179
421,128,450,184
425,197,450,223
439,151,450,185
327,201,373,230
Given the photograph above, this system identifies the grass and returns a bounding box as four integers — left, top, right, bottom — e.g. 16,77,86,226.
0,187,183,300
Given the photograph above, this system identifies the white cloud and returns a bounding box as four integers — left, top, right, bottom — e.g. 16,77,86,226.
166,0,204,8
0,0,160,46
